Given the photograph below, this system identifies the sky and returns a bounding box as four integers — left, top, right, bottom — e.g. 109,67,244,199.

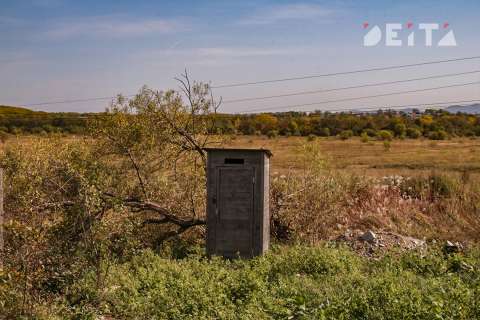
1,0,480,113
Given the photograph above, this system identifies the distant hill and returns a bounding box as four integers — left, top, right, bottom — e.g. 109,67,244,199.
0,105,39,115
0,105,87,134
445,104,480,114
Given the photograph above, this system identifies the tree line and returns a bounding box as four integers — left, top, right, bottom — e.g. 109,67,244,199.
0,106,88,135
213,109,480,140
1,105,480,140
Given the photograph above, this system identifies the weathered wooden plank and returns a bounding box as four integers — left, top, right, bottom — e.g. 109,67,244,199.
205,149,271,258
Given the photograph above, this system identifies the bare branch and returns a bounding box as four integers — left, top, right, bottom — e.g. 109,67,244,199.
124,147,148,200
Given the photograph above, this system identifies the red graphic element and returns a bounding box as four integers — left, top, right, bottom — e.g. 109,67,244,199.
363,22,369,29
407,22,413,29
443,22,449,29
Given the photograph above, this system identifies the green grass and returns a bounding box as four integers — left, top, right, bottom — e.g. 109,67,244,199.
48,245,480,319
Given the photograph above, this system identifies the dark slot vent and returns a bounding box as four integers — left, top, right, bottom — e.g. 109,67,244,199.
224,158,244,164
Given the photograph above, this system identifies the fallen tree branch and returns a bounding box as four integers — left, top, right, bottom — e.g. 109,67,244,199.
103,192,206,231
126,199,206,227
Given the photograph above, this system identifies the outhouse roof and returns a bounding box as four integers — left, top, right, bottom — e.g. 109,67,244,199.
203,148,273,157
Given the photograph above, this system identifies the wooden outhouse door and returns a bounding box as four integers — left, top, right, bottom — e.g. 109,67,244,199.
214,166,255,257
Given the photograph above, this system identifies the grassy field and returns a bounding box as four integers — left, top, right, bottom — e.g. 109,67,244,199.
225,136,480,177
4,135,480,176
1,136,480,318
22,245,480,319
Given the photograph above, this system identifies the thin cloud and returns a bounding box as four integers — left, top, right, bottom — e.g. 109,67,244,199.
138,46,310,67
238,3,334,25
142,46,305,59
42,15,185,39
194,47,304,58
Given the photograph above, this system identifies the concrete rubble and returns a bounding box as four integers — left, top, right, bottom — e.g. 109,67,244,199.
336,229,429,257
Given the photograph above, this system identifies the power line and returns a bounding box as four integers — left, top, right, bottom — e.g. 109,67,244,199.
211,55,480,88
22,94,136,107
8,55,480,108
235,81,480,113
223,70,480,104
21,69,478,108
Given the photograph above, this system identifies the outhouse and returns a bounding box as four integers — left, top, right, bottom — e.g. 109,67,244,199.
205,148,272,258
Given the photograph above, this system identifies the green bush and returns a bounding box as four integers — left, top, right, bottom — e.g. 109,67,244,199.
363,128,377,137
339,130,353,140
377,130,393,141
383,140,391,151
428,130,448,140
267,130,279,139
360,132,369,143
407,128,422,139
394,123,407,137
475,126,480,137
318,127,331,137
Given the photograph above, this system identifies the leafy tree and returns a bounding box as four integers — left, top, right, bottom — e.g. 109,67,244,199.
0,73,222,311
254,114,278,134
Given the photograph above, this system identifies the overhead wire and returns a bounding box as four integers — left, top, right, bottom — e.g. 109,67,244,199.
211,55,480,88
235,81,480,113
222,70,480,104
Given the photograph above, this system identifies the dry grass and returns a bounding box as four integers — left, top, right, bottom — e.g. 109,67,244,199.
224,136,480,243
225,136,480,178
2,135,479,243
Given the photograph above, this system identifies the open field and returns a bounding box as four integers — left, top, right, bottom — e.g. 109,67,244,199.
3,135,480,176
225,136,480,177
1,134,480,318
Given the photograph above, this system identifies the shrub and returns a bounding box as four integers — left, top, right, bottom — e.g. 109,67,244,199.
428,130,448,140
399,173,458,200
339,130,353,140
393,123,407,137
383,140,391,151
360,132,370,143
317,127,330,137
267,130,279,139
406,128,422,139
363,128,377,137
377,130,393,141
